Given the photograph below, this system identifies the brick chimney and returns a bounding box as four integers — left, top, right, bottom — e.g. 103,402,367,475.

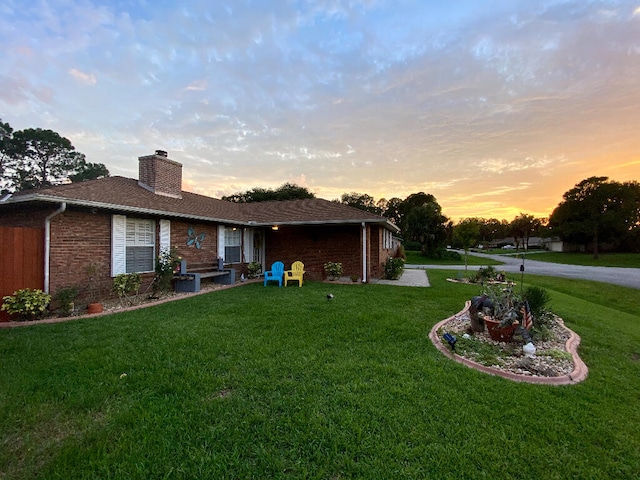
138,150,183,199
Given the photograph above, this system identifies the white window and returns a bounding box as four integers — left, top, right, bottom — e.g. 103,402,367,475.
383,229,393,249
224,227,242,263
112,216,169,276
125,218,156,273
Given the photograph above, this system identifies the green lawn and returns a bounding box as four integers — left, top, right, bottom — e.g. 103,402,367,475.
405,250,502,266
1,272,639,479
516,251,640,268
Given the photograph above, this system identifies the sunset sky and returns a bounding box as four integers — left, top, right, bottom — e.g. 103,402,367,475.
1,0,639,221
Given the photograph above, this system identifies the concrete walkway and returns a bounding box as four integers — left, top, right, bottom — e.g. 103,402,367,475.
372,268,431,287
406,250,640,289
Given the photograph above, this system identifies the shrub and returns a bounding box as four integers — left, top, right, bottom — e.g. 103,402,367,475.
153,247,181,295
53,286,79,316
1,288,51,321
112,273,142,306
247,262,262,279
403,240,421,251
523,286,552,320
324,261,343,280
384,256,405,280
525,288,560,337
442,250,462,261
393,245,406,260
471,265,497,283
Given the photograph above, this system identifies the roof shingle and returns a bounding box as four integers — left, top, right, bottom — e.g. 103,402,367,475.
5,176,396,229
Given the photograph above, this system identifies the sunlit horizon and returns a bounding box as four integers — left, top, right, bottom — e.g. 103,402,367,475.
2,1,638,223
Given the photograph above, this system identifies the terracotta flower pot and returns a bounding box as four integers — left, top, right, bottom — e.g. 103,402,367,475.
87,303,103,315
484,317,519,342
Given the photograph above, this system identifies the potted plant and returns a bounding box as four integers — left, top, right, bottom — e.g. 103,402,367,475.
474,283,526,342
85,263,104,314
324,261,343,281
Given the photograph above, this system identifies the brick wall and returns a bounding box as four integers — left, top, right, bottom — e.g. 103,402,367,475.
264,224,395,281
370,226,396,279
370,226,381,278
49,208,114,302
3,200,394,301
138,153,183,198
48,211,222,303
265,224,364,281
169,220,219,267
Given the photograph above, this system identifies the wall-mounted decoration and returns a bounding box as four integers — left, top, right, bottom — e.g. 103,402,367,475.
186,226,206,249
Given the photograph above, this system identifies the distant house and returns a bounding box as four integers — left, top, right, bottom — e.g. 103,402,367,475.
0,151,399,309
540,237,581,253
485,236,578,252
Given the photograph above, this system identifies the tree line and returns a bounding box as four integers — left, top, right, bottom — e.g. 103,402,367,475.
0,119,109,194
225,179,640,257
3,120,638,256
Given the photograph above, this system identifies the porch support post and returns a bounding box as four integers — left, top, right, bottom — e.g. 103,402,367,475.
361,222,367,283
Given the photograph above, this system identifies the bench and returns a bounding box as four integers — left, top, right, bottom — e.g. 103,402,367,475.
174,259,235,292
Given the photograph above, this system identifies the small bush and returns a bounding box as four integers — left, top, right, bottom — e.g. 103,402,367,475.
421,249,461,260
393,245,406,260
53,286,79,315
403,240,421,251
1,288,51,321
442,250,462,261
112,273,142,305
247,262,262,279
523,286,551,319
384,256,405,280
471,265,497,283
324,261,343,280
153,247,181,295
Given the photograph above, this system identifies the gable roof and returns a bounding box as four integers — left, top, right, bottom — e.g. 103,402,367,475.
2,176,398,231
240,198,390,226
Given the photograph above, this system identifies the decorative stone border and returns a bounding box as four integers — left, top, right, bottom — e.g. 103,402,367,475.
0,280,257,328
429,301,589,385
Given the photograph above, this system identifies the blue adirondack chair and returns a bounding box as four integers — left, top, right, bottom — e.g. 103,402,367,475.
263,261,285,287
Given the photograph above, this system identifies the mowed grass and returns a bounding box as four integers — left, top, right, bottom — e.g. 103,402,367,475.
517,251,640,268
405,250,502,266
1,271,640,479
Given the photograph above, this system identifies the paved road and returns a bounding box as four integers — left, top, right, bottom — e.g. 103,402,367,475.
406,251,640,289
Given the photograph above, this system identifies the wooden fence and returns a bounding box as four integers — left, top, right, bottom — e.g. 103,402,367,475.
0,227,44,321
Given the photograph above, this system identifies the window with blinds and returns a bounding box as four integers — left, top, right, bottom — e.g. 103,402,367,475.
126,218,155,273
224,228,242,264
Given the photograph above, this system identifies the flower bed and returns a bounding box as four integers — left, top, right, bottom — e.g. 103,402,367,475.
430,302,588,384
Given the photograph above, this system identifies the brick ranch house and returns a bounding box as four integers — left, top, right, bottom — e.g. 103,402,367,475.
0,151,400,310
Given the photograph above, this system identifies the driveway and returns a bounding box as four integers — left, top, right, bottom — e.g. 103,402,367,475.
406,251,640,289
